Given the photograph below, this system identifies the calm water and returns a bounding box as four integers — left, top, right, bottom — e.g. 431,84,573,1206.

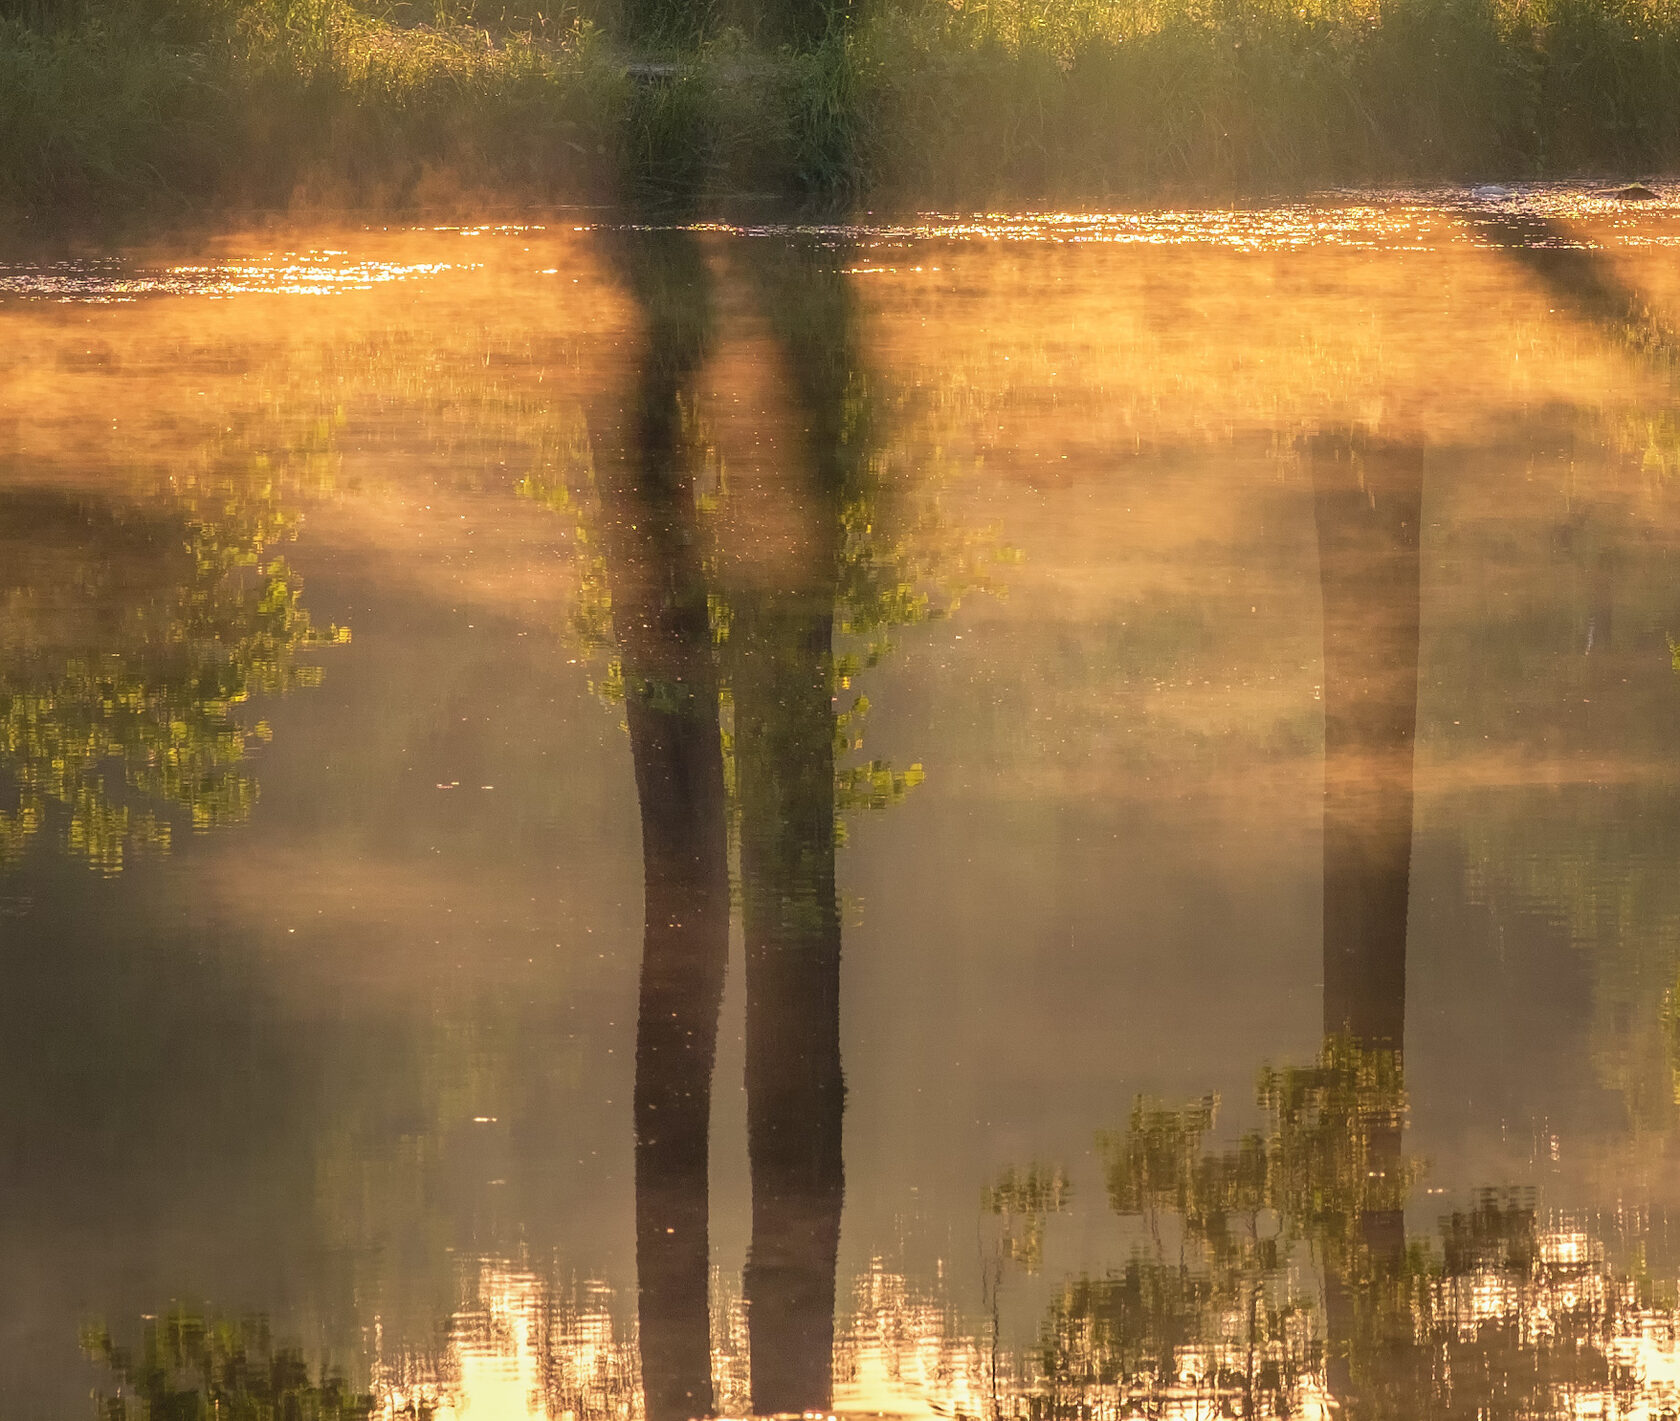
6,191,1680,1419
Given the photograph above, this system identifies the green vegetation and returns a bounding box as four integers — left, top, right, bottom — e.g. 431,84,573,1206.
1098,1039,1417,1264
1022,1045,1646,1418
984,1162,1071,1271
84,1309,374,1419
513,240,1007,834
7,0,1680,223
0,428,347,874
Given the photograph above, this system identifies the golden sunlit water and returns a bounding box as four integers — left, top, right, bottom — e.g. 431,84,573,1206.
9,188,1680,1419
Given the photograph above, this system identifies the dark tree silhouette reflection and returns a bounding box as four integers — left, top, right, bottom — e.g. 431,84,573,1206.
1313,433,1421,1054
602,88,873,1402
1032,431,1430,1419
601,235,864,1416
599,226,731,1421
731,239,860,1417
1310,431,1424,1413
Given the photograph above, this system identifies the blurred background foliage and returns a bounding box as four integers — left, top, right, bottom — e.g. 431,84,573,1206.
7,0,1680,221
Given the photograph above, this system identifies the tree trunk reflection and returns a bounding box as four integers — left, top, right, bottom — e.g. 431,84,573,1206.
734,239,856,1417
601,229,729,1421
1312,432,1423,1416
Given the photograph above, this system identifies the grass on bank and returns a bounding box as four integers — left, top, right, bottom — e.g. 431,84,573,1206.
4,0,1680,220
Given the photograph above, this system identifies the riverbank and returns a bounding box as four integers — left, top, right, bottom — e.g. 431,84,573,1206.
6,0,1680,225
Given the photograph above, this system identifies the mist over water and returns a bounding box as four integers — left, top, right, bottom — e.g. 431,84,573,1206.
7,194,1680,1418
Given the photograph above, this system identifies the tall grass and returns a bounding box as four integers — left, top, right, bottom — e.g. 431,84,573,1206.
858,0,1680,197
4,0,1680,223
0,16,227,212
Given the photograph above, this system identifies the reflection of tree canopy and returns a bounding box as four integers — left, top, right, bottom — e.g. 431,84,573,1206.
1099,1038,1415,1274
1021,1040,1420,1414
984,1163,1071,1273
1020,1042,1678,1418
1036,1258,1330,1419
0,465,346,875
84,1309,374,1420
1036,1043,1408,1415
516,243,1012,832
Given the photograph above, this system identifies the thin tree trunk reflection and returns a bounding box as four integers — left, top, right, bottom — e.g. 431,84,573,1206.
600,229,729,1421
1315,434,1421,1050
734,240,856,1416
735,599,845,1414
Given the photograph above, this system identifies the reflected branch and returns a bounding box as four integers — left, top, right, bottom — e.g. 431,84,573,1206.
0,475,344,875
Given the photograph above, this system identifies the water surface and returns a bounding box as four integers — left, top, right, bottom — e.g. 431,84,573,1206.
6,192,1680,1419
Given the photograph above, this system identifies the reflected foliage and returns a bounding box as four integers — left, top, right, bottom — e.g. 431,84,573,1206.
1039,1260,1317,1413
1046,1039,1419,1415
518,393,942,831
518,237,1007,834
1099,1039,1414,1274
0,464,345,874
1029,1049,1680,1419
985,1163,1071,1273
84,1310,374,1420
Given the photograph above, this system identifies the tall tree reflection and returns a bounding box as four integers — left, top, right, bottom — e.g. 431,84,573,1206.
1312,431,1423,1412
1313,434,1421,1053
602,110,864,1400
599,226,731,1421
596,81,737,1418
604,238,861,1415
1035,433,1429,1417
731,239,858,1417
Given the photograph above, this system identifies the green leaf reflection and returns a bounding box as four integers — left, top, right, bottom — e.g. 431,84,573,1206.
1,457,346,874
84,1309,375,1420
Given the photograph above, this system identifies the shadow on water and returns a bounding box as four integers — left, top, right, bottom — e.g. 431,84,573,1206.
1473,212,1680,371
